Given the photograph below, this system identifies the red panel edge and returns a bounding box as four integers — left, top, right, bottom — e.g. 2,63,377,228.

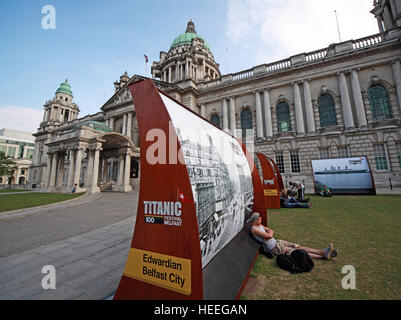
257,153,280,209
114,79,203,300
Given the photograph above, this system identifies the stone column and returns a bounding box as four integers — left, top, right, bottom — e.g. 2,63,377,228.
383,6,393,30
222,98,229,132
337,72,355,128
229,97,237,137
122,153,132,192
73,148,83,189
376,16,385,33
350,69,367,127
127,112,133,139
88,149,101,193
303,80,316,133
117,154,125,187
391,60,401,114
67,150,76,188
254,91,264,138
43,109,47,122
293,82,305,135
122,114,127,136
85,150,94,187
49,152,59,188
57,153,65,187
44,153,52,188
110,117,115,131
168,66,172,83
200,104,206,118
263,89,273,138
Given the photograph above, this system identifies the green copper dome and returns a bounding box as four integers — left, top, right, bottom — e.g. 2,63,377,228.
169,21,211,52
56,79,73,96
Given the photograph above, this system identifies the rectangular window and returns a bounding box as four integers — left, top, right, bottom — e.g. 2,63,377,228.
397,143,401,169
275,152,285,173
319,148,331,159
290,151,301,173
338,146,349,158
374,144,389,171
7,146,16,158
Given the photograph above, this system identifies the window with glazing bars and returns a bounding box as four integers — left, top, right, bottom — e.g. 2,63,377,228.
319,148,331,159
373,144,389,171
337,146,349,158
397,143,401,168
275,152,285,174
368,85,392,121
276,102,292,132
211,114,220,128
290,151,301,173
318,94,337,127
241,109,253,140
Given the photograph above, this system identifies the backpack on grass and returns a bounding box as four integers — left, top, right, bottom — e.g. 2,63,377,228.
276,249,314,274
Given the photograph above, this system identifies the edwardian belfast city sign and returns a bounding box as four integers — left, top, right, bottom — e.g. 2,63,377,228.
114,79,267,299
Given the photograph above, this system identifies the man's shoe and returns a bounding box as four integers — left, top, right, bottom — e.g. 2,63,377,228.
331,249,338,258
324,243,334,259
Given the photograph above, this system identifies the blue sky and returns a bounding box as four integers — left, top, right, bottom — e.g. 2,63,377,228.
0,0,378,132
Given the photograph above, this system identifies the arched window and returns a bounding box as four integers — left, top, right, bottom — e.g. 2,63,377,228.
318,94,337,127
210,114,220,128
368,85,392,120
276,102,291,132
240,109,253,139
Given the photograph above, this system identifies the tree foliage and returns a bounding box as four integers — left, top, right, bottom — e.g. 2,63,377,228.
0,151,16,177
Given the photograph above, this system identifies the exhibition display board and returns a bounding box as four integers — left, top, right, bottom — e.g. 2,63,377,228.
114,79,267,300
311,156,376,195
256,153,280,209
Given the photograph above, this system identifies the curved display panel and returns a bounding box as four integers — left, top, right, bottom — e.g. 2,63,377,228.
160,93,254,268
114,79,265,300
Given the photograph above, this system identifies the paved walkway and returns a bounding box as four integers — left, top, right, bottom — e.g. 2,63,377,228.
0,192,138,258
0,216,135,300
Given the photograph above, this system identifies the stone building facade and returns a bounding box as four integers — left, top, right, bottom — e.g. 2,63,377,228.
0,128,35,186
29,1,401,192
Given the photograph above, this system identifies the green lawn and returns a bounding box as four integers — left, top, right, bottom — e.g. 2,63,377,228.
241,195,401,300
0,192,85,213
0,189,31,193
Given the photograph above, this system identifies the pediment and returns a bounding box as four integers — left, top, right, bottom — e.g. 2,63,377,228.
101,75,144,111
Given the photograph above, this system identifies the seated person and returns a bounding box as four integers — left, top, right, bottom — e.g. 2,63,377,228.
280,189,312,208
249,212,337,259
288,182,309,202
320,185,332,197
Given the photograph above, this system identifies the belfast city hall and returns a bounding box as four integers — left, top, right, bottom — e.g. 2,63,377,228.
29,0,401,193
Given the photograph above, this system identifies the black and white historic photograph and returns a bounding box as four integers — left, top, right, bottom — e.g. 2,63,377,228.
161,92,253,267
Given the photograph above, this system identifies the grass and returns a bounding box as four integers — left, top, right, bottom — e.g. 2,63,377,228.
0,192,85,213
241,195,401,300
0,189,31,193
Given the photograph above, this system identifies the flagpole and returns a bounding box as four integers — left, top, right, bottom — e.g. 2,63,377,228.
334,10,342,43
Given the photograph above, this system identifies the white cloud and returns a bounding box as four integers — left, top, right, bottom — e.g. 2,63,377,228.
0,106,43,134
227,0,379,65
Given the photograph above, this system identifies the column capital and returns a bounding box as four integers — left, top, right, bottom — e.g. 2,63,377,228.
391,59,401,65
349,67,360,73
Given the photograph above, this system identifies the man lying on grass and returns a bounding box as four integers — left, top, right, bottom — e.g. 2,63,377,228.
249,212,337,259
